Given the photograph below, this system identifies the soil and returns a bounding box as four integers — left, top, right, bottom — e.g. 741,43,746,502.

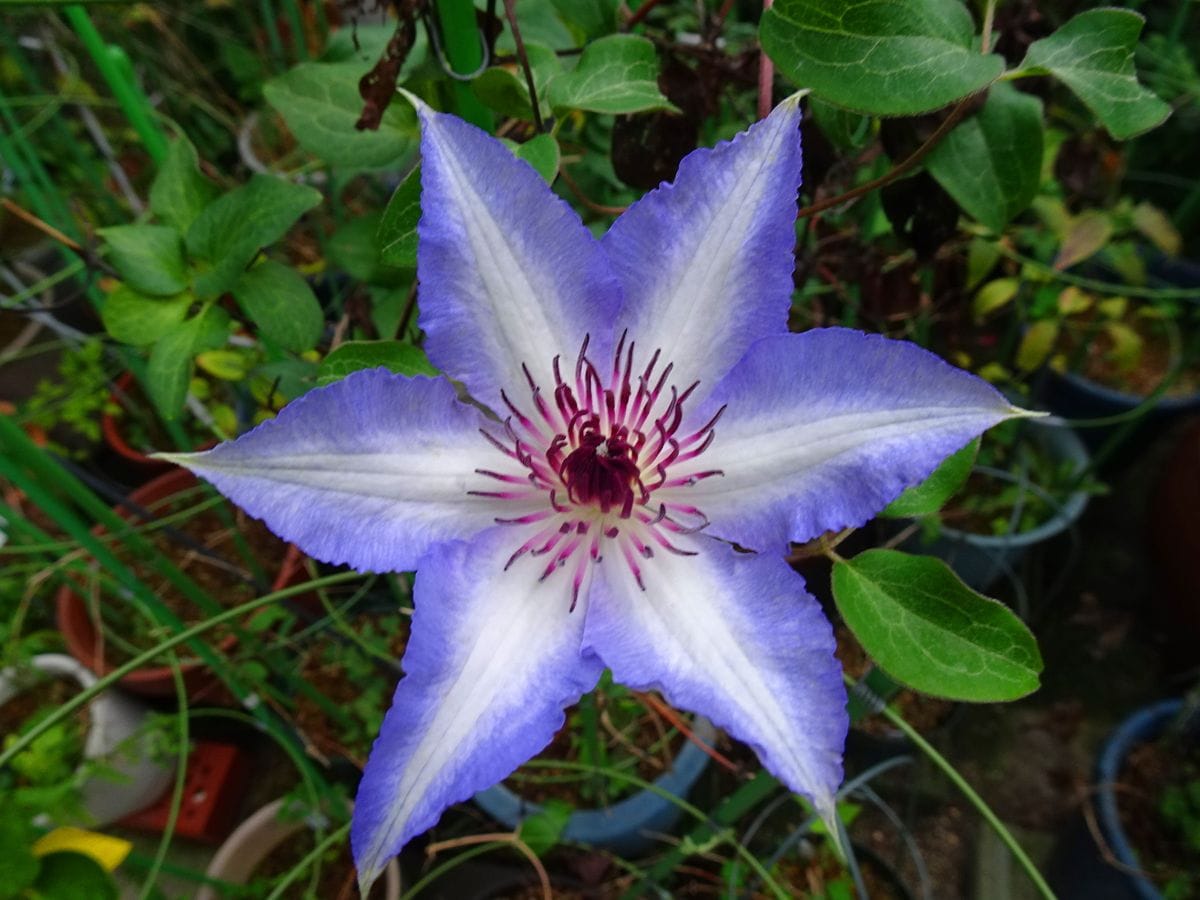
104,492,288,663
291,615,410,762
1116,734,1200,895
771,847,909,899
250,827,388,900
1061,313,1200,399
503,694,686,807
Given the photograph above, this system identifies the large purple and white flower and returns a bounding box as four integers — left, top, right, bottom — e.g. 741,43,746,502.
165,95,1025,890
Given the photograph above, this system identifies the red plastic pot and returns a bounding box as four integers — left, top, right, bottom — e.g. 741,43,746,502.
55,468,310,701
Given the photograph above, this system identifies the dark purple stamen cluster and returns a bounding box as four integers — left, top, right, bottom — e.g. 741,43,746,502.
472,333,724,608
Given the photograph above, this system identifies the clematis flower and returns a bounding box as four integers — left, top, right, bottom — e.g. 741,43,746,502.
165,95,1026,890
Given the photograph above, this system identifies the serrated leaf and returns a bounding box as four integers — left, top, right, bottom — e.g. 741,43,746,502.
1053,210,1113,271
760,0,1005,116
187,176,322,299
231,260,324,352
149,136,218,233
547,34,675,114
926,83,1043,232
517,799,573,856
263,62,419,169
832,549,1042,702
378,167,421,269
1016,320,1060,372
973,277,1019,319
316,340,437,386
1018,8,1170,140
881,439,979,518
101,284,192,346
512,133,560,183
146,306,231,419
1132,202,1181,256
98,224,189,297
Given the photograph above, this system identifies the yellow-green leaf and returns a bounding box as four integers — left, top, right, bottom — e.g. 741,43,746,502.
973,278,1020,320
1016,320,1060,372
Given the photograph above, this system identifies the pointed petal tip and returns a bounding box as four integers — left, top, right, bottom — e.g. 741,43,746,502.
395,86,427,116
1009,405,1051,419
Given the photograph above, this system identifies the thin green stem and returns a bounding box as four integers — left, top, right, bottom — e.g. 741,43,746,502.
866,683,1056,899
264,822,351,900
997,245,1200,300
137,660,189,900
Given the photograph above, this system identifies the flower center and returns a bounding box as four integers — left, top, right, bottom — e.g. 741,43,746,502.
473,333,724,608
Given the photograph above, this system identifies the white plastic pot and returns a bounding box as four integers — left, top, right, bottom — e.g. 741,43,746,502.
197,799,401,900
0,653,174,825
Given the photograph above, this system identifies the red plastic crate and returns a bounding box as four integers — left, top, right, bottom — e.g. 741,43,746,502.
120,741,252,843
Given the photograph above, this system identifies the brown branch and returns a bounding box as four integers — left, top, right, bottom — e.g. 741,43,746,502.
622,0,670,30
503,0,545,133
798,95,977,219
424,833,552,900
2,198,83,253
558,165,629,216
634,691,742,775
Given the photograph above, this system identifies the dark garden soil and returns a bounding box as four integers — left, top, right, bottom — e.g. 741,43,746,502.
105,495,288,664
1061,313,1200,398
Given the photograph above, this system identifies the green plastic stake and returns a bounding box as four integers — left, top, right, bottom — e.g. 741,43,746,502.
64,5,169,164
435,0,494,130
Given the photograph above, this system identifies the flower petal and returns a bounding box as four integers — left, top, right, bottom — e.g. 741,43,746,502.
603,96,802,398
160,370,515,572
413,102,622,408
352,527,602,891
672,329,1025,552
584,535,846,825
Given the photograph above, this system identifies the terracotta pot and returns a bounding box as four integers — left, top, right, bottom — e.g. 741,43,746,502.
0,653,173,826
55,468,310,700
100,371,181,469
196,798,400,900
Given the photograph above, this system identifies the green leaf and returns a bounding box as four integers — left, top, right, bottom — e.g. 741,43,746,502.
881,439,979,518
146,307,231,419
328,214,408,286
926,83,1043,232
1016,320,1060,372
231,260,324,352
98,224,189,297
518,799,573,856
1018,9,1170,140
552,0,618,40
0,817,38,899
546,35,676,114
196,349,252,381
760,0,1004,116
187,175,322,299
973,277,1020,320
832,549,1042,702
809,97,872,151
149,136,218,233
378,167,421,269
966,238,1001,290
32,852,118,900
263,62,420,169
512,134,560,183
100,284,192,346
316,340,436,386
472,45,562,121
1132,202,1181,256
1053,210,1113,271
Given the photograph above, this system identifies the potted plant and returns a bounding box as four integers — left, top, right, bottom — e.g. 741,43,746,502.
0,653,174,826
474,676,717,857
55,468,311,700
1088,697,1200,900
197,796,402,900
898,417,1094,596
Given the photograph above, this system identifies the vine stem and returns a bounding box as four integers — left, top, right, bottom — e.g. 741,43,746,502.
0,571,362,771
503,0,545,133
798,95,976,219
757,0,775,120
857,676,1057,899
980,0,998,54
424,833,552,900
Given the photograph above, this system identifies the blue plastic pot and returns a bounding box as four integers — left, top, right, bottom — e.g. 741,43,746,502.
903,420,1091,595
474,717,716,857
1094,699,1188,900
